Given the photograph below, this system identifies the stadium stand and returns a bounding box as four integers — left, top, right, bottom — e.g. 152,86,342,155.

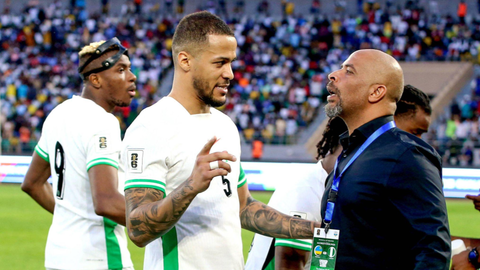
2,0,480,165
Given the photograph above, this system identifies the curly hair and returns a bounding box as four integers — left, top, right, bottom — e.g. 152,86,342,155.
316,117,348,160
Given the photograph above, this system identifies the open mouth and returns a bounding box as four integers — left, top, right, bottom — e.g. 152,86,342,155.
215,85,229,94
127,86,136,97
326,83,338,101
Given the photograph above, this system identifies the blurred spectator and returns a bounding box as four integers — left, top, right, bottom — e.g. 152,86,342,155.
7,0,480,162
0,0,175,154
457,0,467,25
311,0,321,15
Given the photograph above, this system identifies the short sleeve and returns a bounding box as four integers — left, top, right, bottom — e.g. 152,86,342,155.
122,123,167,194
237,163,247,188
35,135,49,162
85,115,121,171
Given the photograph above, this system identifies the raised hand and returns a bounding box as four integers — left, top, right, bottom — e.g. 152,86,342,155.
189,136,237,194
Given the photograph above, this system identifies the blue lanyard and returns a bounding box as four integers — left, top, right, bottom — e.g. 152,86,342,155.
323,121,396,232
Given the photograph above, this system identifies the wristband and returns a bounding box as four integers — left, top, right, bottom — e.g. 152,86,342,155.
469,247,480,269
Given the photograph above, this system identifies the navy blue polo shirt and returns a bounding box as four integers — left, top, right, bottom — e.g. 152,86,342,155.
320,115,451,270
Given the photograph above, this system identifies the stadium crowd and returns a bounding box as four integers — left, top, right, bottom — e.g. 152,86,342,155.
2,0,480,166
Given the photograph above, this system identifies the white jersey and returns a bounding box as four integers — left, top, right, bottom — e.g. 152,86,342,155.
121,97,245,270
35,96,133,270
245,160,326,270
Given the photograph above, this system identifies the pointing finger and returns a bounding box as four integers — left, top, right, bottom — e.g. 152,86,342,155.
198,136,217,156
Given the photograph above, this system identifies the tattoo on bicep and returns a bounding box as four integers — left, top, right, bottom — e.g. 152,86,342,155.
240,196,314,239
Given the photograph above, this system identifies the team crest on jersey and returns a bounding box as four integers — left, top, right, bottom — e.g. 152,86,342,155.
128,149,143,173
290,211,307,219
99,137,107,149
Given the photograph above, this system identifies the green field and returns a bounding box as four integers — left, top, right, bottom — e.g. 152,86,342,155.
0,184,478,269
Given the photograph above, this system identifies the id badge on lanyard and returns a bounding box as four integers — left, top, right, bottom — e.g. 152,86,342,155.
309,121,395,270
310,228,340,270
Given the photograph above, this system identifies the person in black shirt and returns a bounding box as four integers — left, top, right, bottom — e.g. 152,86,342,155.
321,49,451,269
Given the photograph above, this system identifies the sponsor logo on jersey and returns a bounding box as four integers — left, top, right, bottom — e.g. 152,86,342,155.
128,149,143,173
99,137,107,149
290,211,307,219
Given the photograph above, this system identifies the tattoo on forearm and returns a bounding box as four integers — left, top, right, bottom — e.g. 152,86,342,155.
240,196,315,239
125,179,196,245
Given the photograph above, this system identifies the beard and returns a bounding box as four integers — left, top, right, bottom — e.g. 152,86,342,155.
112,98,130,107
325,100,343,118
192,76,227,108
325,85,343,118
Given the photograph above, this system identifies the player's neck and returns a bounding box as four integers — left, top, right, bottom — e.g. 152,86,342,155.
81,88,113,113
169,89,210,115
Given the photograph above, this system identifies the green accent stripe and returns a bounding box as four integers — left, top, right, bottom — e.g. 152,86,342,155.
125,179,166,187
87,158,119,171
264,258,275,270
237,163,247,188
103,218,123,270
274,238,311,251
162,227,179,270
35,145,49,162
124,179,166,193
124,184,166,193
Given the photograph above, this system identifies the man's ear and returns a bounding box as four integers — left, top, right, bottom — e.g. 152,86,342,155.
178,51,192,72
368,84,387,103
88,74,101,89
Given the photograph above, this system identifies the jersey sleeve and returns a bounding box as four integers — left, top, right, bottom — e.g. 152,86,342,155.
122,123,167,194
271,161,327,251
35,134,50,163
237,163,247,188
85,115,122,171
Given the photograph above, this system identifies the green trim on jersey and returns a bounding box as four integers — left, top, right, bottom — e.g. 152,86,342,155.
264,258,275,270
274,238,312,251
237,163,247,188
103,218,123,270
86,157,119,171
124,179,166,194
162,227,179,270
35,145,49,162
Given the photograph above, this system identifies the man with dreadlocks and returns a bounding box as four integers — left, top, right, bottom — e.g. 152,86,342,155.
246,117,348,270
22,38,136,270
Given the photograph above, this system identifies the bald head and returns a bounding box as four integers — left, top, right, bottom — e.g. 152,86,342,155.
351,49,404,103
325,49,405,130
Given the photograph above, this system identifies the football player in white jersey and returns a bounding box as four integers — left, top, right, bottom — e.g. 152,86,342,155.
245,117,347,270
22,38,136,270
121,11,322,270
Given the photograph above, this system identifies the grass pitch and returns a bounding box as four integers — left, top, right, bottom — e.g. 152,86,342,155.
0,184,478,269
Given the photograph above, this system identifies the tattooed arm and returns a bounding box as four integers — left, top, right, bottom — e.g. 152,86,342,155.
125,137,237,247
125,179,198,247
239,184,322,239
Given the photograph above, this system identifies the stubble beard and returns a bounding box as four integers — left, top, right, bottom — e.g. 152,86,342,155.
325,101,343,118
112,99,130,107
193,76,226,108
325,88,343,118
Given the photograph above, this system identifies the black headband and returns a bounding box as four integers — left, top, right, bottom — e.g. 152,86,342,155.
78,37,129,80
